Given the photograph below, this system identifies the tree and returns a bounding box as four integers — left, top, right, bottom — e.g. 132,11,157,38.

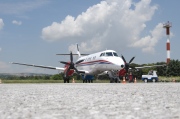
157,60,180,76
43,75,50,80
167,60,180,76
51,74,63,80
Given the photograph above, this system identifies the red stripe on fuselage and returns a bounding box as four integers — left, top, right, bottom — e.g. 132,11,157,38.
78,60,112,65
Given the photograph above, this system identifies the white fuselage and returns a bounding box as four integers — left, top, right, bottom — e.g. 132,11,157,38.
75,50,124,75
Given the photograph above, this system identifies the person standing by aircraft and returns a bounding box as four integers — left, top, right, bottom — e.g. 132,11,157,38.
119,68,126,81
128,72,134,83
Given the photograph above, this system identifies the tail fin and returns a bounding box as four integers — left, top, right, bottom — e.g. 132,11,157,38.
77,44,81,57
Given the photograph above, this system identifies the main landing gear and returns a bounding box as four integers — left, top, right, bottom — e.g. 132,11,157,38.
110,78,120,83
83,79,93,83
63,77,70,83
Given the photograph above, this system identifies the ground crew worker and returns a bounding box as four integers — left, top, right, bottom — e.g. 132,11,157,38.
128,72,134,83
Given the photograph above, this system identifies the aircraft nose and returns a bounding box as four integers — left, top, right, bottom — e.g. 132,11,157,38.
109,57,125,69
115,58,125,68
119,58,125,69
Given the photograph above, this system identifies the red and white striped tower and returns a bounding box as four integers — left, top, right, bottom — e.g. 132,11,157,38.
163,21,172,64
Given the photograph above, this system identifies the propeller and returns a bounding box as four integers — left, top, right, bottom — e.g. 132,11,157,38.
60,52,84,77
121,55,135,73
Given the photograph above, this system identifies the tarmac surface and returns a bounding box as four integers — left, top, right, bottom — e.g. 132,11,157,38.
0,83,180,119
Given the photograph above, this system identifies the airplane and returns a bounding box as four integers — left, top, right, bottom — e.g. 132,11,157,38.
10,44,165,83
10,44,127,83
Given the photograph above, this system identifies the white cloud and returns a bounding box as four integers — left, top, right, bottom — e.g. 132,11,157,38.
0,18,4,30
130,23,164,53
42,0,161,53
0,47,2,52
12,20,22,25
42,15,83,41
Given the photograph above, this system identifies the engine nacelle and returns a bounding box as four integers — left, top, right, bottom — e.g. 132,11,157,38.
118,68,126,77
64,62,74,76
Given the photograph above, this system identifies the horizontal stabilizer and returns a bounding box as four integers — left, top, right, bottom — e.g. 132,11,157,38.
56,53,89,56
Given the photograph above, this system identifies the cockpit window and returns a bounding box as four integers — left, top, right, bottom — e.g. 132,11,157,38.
100,52,118,57
105,52,113,56
100,53,105,57
113,52,118,57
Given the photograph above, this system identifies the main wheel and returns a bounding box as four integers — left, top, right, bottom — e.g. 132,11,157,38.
67,78,69,83
63,77,66,83
63,77,69,83
110,78,114,83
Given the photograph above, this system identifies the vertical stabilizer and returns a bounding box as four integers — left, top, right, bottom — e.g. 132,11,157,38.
77,44,81,57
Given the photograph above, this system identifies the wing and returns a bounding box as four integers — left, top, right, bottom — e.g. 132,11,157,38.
97,71,108,76
10,62,65,71
74,69,89,74
135,64,166,69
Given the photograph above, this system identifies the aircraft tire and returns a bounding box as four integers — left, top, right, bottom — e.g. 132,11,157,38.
63,77,70,83
110,78,114,83
115,78,118,83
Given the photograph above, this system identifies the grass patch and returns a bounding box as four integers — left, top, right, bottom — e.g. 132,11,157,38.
1,77,179,83
1,80,64,83
1,79,111,83
158,76,180,82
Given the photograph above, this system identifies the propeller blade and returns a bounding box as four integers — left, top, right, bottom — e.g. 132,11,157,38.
74,67,79,74
60,61,69,65
121,55,126,63
125,64,129,72
70,51,73,62
75,59,84,64
129,57,135,64
61,51,82,78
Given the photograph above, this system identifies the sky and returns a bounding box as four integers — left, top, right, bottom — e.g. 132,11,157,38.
0,0,180,74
